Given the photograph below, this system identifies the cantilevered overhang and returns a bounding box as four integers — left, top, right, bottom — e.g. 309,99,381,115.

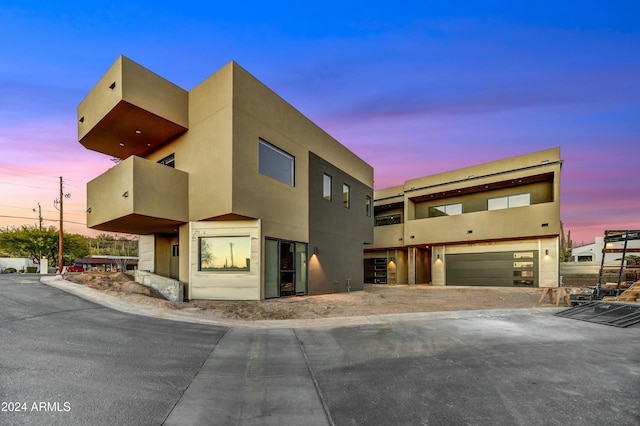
79,100,187,158
86,156,188,234
78,56,188,159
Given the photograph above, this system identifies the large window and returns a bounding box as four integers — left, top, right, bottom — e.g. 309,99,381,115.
375,214,401,226
259,139,294,186
199,236,251,272
323,173,332,201
366,196,372,217
428,203,462,217
343,184,350,208
488,193,530,210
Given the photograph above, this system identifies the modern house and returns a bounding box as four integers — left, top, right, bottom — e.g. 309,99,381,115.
572,237,640,263
365,148,563,288
78,56,373,300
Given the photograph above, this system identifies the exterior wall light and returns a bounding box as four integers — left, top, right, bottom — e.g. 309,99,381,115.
545,249,549,256
86,207,92,213
122,191,129,198
313,246,319,255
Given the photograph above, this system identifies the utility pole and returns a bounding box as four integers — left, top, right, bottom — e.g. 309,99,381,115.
33,203,43,230
54,177,70,274
58,177,63,273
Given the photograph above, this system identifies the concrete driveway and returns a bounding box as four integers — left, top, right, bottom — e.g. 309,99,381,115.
1,275,638,425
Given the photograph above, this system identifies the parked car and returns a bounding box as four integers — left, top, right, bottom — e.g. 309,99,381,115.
66,264,84,272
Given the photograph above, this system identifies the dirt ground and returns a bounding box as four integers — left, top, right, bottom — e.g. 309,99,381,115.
64,272,559,321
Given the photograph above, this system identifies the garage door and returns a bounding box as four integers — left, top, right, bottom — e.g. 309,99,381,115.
445,251,538,287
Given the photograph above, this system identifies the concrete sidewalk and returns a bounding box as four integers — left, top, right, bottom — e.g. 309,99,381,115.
165,328,330,425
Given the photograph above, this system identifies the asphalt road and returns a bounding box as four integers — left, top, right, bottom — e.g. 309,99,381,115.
1,274,639,426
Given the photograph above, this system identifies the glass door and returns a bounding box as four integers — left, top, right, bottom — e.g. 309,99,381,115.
264,238,308,298
280,241,296,297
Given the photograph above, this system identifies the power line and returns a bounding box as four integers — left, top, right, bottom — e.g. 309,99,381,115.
0,180,54,190
0,169,60,184
0,204,84,218
0,204,34,211
0,165,63,180
0,215,87,226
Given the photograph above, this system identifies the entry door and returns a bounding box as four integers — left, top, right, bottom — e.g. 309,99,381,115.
264,239,307,298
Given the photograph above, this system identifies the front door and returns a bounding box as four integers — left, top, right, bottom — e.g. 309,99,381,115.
265,238,307,298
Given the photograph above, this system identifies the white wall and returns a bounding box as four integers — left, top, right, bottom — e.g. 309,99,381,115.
572,236,640,263
0,257,35,272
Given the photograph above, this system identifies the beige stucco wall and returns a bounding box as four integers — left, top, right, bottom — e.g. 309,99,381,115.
405,202,559,244
86,156,188,233
78,56,188,158
230,62,373,243
404,148,560,191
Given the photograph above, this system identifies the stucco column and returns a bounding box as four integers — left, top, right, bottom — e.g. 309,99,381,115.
408,247,416,285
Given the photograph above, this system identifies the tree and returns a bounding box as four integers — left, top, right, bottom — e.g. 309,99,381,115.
84,233,138,257
0,225,90,268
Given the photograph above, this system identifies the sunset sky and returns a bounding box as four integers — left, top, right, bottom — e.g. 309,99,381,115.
1,1,638,245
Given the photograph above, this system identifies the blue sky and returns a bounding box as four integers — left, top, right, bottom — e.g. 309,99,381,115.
1,1,639,244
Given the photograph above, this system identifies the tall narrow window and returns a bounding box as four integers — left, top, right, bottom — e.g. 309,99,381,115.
258,138,295,186
366,196,372,217
343,184,350,208
323,173,332,201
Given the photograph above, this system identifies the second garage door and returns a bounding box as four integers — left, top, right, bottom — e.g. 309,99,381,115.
445,251,538,287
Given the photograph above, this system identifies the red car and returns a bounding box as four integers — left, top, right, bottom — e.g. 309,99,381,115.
66,264,84,272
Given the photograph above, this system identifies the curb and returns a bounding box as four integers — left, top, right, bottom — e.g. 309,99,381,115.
40,275,564,329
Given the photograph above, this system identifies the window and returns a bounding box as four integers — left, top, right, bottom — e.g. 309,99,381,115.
513,252,534,259
199,236,251,272
158,153,175,168
342,183,351,209
323,173,332,201
375,214,401,226
428,203,462,217
488,193,530,210
343,184,350,208
366,196,372,217
259,139,294,186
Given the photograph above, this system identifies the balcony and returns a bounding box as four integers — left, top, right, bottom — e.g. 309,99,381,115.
405,203,560,244
78,56,188,159
86,156,189,234
368,223,404,249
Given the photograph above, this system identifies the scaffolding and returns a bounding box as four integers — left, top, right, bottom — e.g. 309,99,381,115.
595,230,640,300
